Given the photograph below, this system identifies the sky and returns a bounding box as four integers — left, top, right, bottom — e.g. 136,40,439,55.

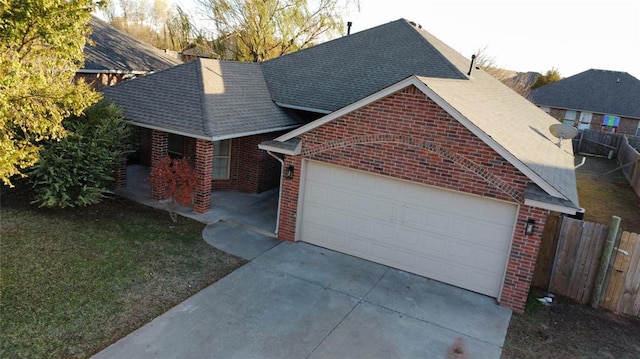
344,0,640,79
183,0,640,79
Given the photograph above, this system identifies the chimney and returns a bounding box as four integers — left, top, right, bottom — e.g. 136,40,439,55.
347,21,352,35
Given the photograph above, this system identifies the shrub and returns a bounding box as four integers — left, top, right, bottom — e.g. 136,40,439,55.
149,156,198,222
28,99,128,208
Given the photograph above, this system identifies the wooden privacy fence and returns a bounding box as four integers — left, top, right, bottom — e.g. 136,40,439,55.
603,231,640,315
618,135,640,197
574,130,623,157
533,215,640,317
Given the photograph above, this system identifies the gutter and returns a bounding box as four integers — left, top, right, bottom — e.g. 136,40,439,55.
77,69,150,75
123,120,301,142
266,151,285,236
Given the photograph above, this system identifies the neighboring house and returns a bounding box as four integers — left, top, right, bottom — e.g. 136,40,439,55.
104,19,581,314
530,69,640,136
76,16,181,89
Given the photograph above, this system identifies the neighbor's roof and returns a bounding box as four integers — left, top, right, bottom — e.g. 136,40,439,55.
82,16,181,73
530,69,640,119
262,19,467,113
267,20,579,211
102,58,302,139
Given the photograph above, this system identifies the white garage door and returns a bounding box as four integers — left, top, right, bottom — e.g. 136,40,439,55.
299,161,518,297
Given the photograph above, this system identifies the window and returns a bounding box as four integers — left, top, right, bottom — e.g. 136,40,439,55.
636,122,640,137
168,133,184,158
563,110,577,126
578,112,592,130
212,139,231,179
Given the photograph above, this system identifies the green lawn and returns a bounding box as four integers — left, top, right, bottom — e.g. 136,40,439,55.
1,185,246,358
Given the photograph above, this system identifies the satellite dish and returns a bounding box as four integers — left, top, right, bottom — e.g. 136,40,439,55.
549,124,579,147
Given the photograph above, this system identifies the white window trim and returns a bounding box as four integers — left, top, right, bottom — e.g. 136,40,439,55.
564,110,577,121
578,112,592,130
212,139,231,180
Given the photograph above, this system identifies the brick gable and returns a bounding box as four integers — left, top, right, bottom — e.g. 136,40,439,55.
278,85,549,313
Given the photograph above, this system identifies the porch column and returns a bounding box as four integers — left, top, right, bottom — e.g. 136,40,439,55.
150,130,168,200
193,139,213,213
114,141,127,189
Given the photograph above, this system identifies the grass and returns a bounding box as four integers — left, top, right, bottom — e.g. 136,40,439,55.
575,156,640,233
1,183,246,358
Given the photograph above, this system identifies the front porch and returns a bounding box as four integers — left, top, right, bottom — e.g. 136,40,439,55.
115,165,278,234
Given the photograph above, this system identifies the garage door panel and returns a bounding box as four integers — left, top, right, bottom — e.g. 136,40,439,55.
300,161,517,297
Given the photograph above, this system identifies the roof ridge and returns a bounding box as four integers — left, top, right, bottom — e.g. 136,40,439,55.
401,20,468,79
195,58,214,137
262,18,407,65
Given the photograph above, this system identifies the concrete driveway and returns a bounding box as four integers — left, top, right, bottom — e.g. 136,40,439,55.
93,241,511,359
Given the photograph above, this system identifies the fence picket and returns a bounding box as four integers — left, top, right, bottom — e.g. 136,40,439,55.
539,215,639,317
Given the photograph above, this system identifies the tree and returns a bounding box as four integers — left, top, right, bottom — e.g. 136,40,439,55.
100,0,199,52
28,99,128,208
197,0,354,62
531,68,562,89
473,46,534,97
0,0,100,186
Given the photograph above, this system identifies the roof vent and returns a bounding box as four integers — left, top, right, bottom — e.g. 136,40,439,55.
347,21,352,36
467,54,476,76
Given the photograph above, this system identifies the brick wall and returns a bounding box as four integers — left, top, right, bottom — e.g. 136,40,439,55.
193,139,213,213
548,107,639,135
278,85,550,313
74,73,126,90
211,132,284,193
150,130,168,199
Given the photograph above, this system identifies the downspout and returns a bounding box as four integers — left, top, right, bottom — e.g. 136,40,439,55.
267,151,284,236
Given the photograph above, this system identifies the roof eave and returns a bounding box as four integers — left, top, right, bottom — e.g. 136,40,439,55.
125,120,301,142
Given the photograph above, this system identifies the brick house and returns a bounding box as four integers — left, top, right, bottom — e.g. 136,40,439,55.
530,69,640,136
259,20,580,314
77,16,181,90
102,60,304,212
104,19,580,313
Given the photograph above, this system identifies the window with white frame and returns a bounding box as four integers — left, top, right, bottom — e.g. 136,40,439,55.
563,110,577,126
578,112,592,130
212,139,231,179
636,122,640,137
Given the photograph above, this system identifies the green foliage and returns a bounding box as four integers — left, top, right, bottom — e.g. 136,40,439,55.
199,0,352,62
0,0,100,186
28,99,128,208
531,67,562,89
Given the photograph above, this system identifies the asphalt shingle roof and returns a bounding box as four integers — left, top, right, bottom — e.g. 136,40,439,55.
421,73,579,206
272,19,579,208
84,16,181,73
530,69,640,119
102,59,301,139
262,19,467,113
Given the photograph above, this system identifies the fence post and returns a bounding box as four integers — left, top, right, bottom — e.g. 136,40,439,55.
591,216,621,308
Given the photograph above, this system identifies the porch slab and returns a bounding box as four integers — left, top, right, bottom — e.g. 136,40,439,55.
115,165,278,233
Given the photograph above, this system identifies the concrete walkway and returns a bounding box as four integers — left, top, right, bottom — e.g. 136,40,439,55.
106,165,512,358
93,242,511,359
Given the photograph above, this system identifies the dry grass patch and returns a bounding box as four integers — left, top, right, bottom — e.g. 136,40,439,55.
575,156,640,233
